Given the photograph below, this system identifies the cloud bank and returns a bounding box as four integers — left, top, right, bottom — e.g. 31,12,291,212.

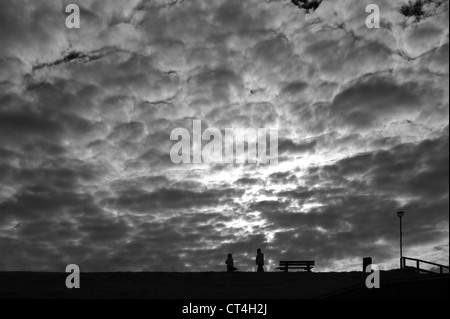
0,0,448,272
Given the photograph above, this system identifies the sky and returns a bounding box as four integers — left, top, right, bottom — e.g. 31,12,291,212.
0,0,448,272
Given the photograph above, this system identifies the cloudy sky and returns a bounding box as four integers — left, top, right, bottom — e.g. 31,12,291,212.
0,0,448,272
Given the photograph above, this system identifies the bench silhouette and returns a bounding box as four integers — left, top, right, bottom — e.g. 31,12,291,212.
276,260,315,272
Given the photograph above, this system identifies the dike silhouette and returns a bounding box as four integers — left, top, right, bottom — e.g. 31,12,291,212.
0,269,448,299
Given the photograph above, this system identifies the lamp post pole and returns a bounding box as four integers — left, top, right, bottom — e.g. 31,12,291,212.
397,211,405,269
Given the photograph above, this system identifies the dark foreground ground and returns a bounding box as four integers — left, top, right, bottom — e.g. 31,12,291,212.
0,270,448,299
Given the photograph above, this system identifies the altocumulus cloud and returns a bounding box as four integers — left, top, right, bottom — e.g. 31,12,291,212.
0,0,448,272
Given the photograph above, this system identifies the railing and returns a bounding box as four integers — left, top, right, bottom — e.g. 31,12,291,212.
401,257,449,274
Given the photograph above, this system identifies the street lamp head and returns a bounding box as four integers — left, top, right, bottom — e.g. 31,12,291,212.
397,211,405,218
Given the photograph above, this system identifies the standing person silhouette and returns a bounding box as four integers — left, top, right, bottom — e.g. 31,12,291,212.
255,248,264,272
225,253,238,272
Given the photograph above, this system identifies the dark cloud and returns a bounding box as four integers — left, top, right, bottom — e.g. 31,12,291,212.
235,177,263,186
399,0,448,21
330,76,427,129
279,138,317,154
269,171,298,184
0,0,447,272
400,0,425,20
0,112,62,142
291,0,323,13
280,81,308,96
104,187,243,213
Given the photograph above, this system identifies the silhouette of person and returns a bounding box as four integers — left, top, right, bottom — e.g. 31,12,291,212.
225,253,238,272
255,248,264,272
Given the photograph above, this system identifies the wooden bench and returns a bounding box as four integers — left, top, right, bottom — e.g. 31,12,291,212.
276,260,315,272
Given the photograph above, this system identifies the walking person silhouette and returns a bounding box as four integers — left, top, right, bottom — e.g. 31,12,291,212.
255,248,264,272
225,253,238,272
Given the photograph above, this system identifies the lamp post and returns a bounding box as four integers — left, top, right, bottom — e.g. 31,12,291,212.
397,211,405,269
